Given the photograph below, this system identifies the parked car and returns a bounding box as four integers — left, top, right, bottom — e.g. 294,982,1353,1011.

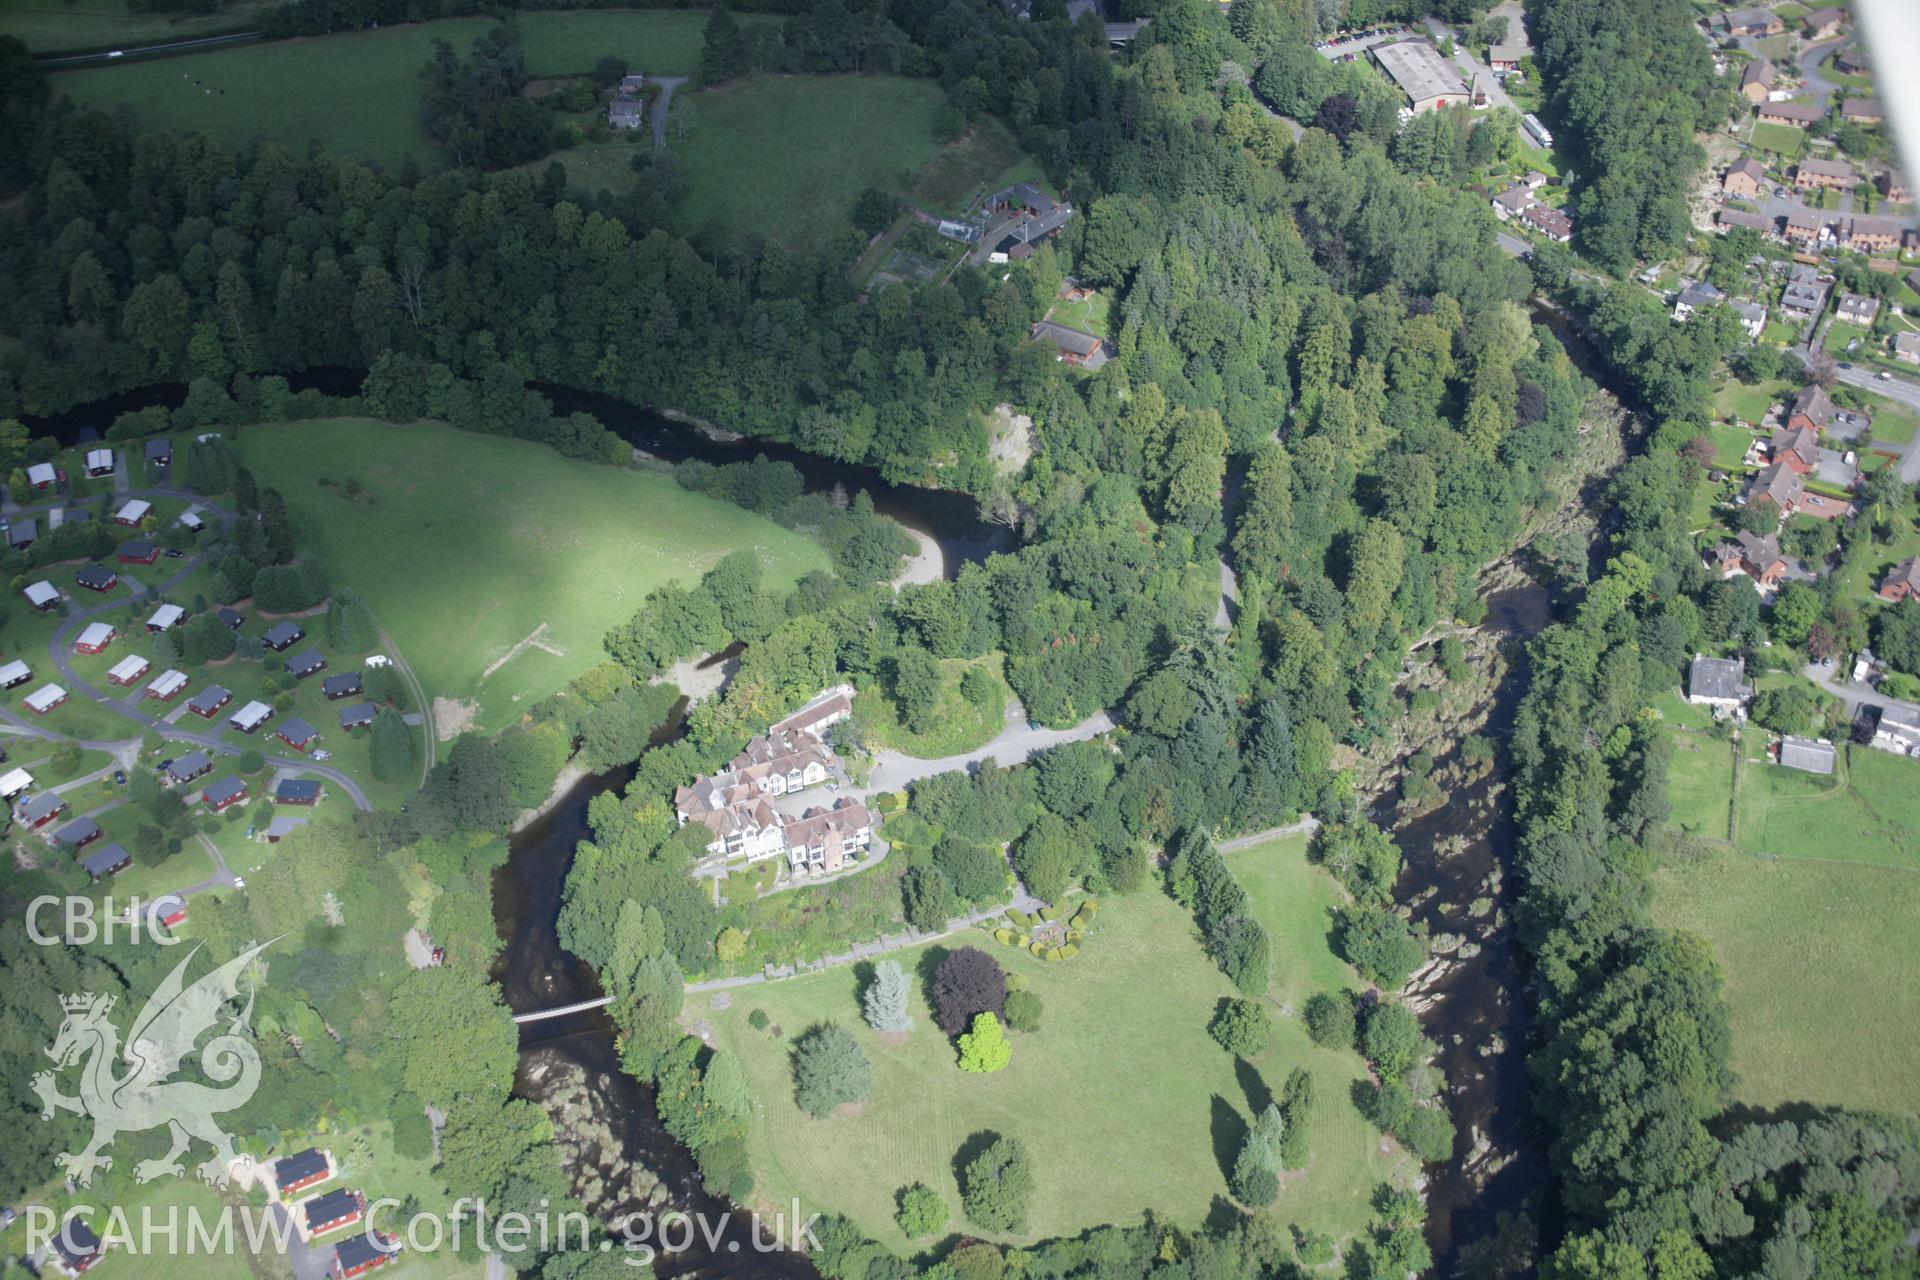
112,769,125,785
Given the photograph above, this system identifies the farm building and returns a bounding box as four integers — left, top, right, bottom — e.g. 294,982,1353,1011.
1371,40,1469,112
286,649,328,679
340,703,378,730
0,660,31,689
24,683,68,715
113,499,151,526
74,564,117,592
24,581,58,610
145,668,188,701
84,448,114,478
276,717,319,752
1688,655,1748,709
274,778,323,806
1776,736,1836,774
229,700,274,734
74,622,115,654
0,767,33,800
265,815,309,843
321,672,362,700
273,1149,331,1197
187,685,233,717
105,654,150,686
6,520,34,550
1870,703,1920,755
79,844,132,881
146,603,185,632
16,791,65,827
263,621,305,651
304,1188,365,1236
165,752,213,786
202,777,249,813
117,540,158,565
53,816,102,849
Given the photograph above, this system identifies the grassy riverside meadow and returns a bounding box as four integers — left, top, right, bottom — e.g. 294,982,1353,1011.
233,418,830,734
707,834,1412,1250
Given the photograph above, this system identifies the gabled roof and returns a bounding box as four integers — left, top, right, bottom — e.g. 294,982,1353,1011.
166,752,212,782
24,581,57,607
53,816,100,845
188,685,232,712
1762,100,1825,124
202,776,247,806
335,1232,402,1271
1841,97,1881,119
144,437,172,461
80,843,129,876
273,1148,329,1190
1789,384,1837,425
76,622,115,649
286,648,326,675
274,778,323,804
1727,156,1766,183
115,498,151,523
321,672,361,697
1770,424,1819,467
1689,655,1746,701
1745,460,1805,506
263,620,303,647
0,659,30,684
1735,529,1784,570
1778,736,1835,774
278,716,318,744
1677,281,1725,309
17,792,64,822
147,603,185,629
1881,557,1920,592
1799,157,1857,181
303,1188,360,1230
1740,58,1772,90
340,703,378,728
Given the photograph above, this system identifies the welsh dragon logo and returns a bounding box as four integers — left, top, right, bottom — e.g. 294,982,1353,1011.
33,941,272,1189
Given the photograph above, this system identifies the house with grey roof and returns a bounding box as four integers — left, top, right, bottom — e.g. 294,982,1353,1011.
1030,321,1111,372
1687,654,1748,709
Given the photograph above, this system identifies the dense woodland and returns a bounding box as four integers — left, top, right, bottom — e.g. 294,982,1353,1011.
3,0,1920,1275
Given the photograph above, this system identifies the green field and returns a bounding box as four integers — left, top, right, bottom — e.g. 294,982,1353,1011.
51,21,492,167
853,653,1012,758
672,76,946,249
707,845,1411,1250
1732,742,1920,870
1750,121,1807,158
233,419,830,733
1667,725,1735,840
1651,844,1920,1115
1046,292,1113,340
518,9,775,77
1713,378,1784,426
0,0,274,53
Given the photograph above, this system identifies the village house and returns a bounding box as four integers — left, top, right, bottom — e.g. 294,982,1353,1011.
1521,204,1574,243
1795,157,1858,192
1372,39,1470,112
105,654,150,686
144,437,171,468
144,603,184,633
1710,530,1790,589
80,843,132,882
1841,98,1882,125
1760,100,1825,128
263,621,304,651
53,816,102,851
287,648,328,679
1488,44,1526,72
229,700,274,734
0,659,30,690
321,672,362,699
1802,6,1846,38
1030,320,1111,371
1732,300,1768,339
1842,214,1903,255
1688,654,1749,710
74,564,117,593
273,1148,332,1198
1737,59,1773,104
1896,333,1920,365
608,96,643,130
217,606,245,629
116,539,158,565
781,797,874,876
165,752,214,786
0,767,32,801
1672,280,1726,322
1776,735,1836,774
340,702,378,730
17,791,66,829
1870,703,1920,756
1785,384,1871,435
1780,262,1829,314
83,448,113,478
26,462,56,491
202,776,249,813
74,622,115,655
177,509,204,532
49,1217,105,1275
147,896,187,931
1881,169,1912,203
277,717,319,752
24,581,59,610
1878,557,1920,600
1834,44,1870,75
1713,7,1782,36
1770,423,1820,473
304,1188,365,1237
7,519,34,551
1492,185,1535,219
265,815,309,843
1835,292,1880,326
1744,460,1807,512
24,682,67,715
275,778,323,806
1723,155,1768,196
334,1230,403,1278
113,499,150,526
145,668,188,701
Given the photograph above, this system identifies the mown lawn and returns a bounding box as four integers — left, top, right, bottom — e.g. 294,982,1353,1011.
1713,379,1783,426
1733,743,1920,870
706,873,1409,1252
672,76,946,250
1749,121,1806,158
0,0,275,53
1667,727,1734,841
854,654,1011,759
233,419,829,734
1047,293,1113,340
1651,844,1920,1115
51,21,494,167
